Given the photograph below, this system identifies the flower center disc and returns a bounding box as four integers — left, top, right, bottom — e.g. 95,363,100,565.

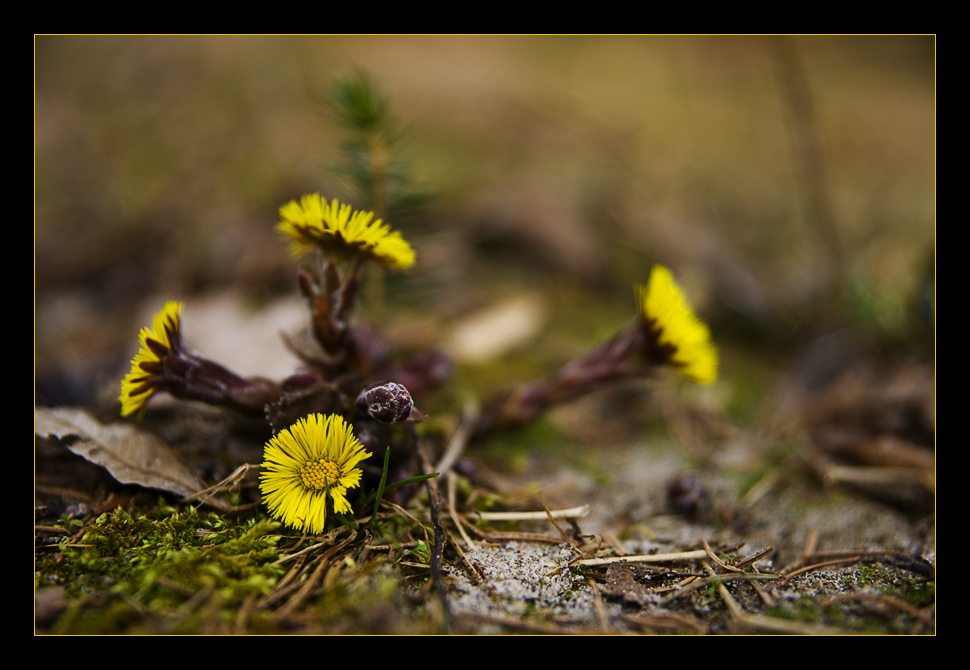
299,458,340,490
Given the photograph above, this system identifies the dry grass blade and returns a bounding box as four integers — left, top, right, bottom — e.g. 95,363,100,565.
661,572,779,604
271,529,358,621
447,474,475,547
257,552,308,611
35,525,71,534
379,499,433,548
464,526,562,543
735,613,871,635
473,505,589,521
180,463,260,511
272,540,332,566
824,465,935,492
365,539,422,551
590,581,611,633
435,401,478,475
541,496,580,551
446,527,484,582
577,549,710,567
779,548,897,575
416,431,451,631
780,556,864,583
601,527,629,557
702,560,745,618
622,612,710,634
703,540,744,574
234,592,258,634
735,546,774,569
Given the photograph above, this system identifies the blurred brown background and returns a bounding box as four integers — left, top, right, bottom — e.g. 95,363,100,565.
35,36,935,413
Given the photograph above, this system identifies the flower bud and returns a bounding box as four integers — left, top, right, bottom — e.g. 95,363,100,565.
356,381,423,424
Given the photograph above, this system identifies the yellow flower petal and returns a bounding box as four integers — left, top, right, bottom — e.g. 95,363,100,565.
638,266,718,384
276,194,416,270
259,414,373,534
119,301,183,417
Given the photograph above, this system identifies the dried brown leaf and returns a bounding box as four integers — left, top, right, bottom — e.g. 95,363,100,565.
35,407,207,499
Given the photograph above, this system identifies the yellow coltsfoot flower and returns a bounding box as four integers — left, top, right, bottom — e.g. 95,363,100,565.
119,301,184,417
259,413,373,535
638,265,718,384
277,194,416,270
119,301,280,418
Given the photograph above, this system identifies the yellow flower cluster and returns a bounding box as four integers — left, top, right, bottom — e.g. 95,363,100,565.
277,194,416,270
638,266,718,385
119,301,183,417
259,414,373,535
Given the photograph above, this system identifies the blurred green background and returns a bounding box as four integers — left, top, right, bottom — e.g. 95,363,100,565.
34,36,935,411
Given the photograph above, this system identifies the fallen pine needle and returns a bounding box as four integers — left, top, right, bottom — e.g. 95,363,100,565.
576,549,710,567
473,505,589,521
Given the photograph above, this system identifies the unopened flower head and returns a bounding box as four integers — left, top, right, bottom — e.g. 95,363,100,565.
259,413,373,535
277,194,416,270
638,265,718,384
119,301,184,417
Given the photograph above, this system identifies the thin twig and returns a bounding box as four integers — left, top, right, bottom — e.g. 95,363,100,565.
415,427,451,632
577,549,710,567
780,556,864,583
472,505,589,521
735,546,775,569
272,526,355,566
703,540,744,574
461,521,501,544
379,500,432,548
447,472,474,548
824,465,935,491
272,552,330,621
703,560,745,619
804,528,819,556
661,572,779,604
256,553,308,611
735,613,869,635
590,581,611,633
445,527,482,583
180,463,259,512
542,495,580,551
366,540,422,551
35,525,70,534
399,561,431,570
750,579,776,608
601,527,629,557
271,530,358,620
464,527,562,544
738,472,777,508
234,592,257,635
272,541,324,566
780,548,897,575
435,401,478,476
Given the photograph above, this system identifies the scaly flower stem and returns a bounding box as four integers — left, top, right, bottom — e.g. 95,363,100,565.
156,351,280,417
336,253,364,322
477,323,653,435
